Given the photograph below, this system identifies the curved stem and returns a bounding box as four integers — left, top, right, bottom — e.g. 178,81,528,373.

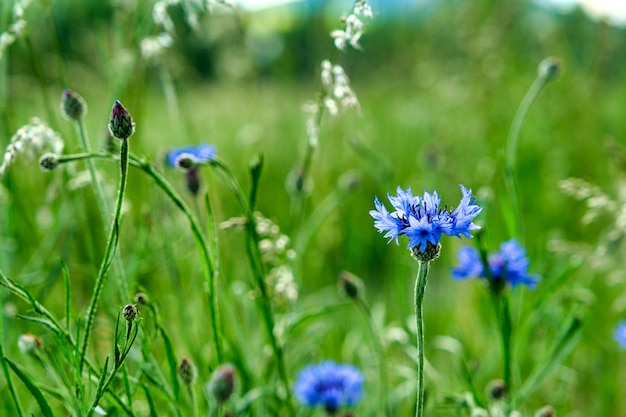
209,158,295,414
414,260,430,417
504,76,548,240
80,137,129,374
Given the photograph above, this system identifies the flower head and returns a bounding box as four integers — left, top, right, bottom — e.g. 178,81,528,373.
615,321,626,349
208,363,236,405
370,185,482,256
109,100,135,140
294,361,363,414
452,239,539,290
61,88,87,121
166,144,216,170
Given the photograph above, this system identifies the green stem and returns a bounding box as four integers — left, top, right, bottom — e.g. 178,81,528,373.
504,75,548,240
0,307,25,417
80,138,130,375
133,158,222,364
209,158,295,414
76,119,130,302
414,260,430,417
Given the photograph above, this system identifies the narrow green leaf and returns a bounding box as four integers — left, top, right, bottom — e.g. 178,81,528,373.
141,384,159,417
4,357,54,417
159,325,180,401
61,259,71,334
15,315,61,337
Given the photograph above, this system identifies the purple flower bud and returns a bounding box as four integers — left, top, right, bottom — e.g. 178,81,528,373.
61,88,87,121
109,100,135,140
208,363,236,404
122,304,139,322
178,358,198,386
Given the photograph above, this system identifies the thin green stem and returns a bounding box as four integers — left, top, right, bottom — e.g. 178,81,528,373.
80,138,130,375
133,158,222,364
76,118,130,302
209,158,295,414
187,384,198,417
504,75,548,240
0,305,25,417
414,260,430,417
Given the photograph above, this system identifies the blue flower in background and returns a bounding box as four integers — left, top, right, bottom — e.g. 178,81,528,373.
370,185,482,253
165,144,216,168
294,361,363,414
452,239,539,289
615,321,626,349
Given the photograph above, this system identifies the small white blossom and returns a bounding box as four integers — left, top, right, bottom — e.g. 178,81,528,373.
140,32,174,60
0,118,64,179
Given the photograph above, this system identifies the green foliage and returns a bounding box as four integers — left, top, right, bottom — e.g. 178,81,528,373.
1,0,626,416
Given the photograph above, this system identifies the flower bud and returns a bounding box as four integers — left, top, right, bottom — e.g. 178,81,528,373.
410,242,441,262
185,169,201,196
61,88,87,121
39,153,60,171
486,379,507,400
178,358,198,385
208,363,236,404
18,333,43,354
174,153,198,172
534,405,556,417
537,57,561,81
109,100,135,140
122,304,139,322
134,292,148,305
339,271,361,299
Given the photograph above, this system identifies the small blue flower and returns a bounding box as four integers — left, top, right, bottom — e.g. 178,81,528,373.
370,185,482,253
165,144,216,168
294,361,364,414
452,239,539,289
615,321,626,349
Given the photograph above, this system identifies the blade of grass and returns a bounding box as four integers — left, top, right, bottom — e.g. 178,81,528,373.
4,357,54,417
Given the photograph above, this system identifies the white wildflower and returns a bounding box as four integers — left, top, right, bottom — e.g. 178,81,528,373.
153,2,175,34
0,118,64,179
140,32,173,60
18,333,42,354
324,97,339,116
354,0,373,18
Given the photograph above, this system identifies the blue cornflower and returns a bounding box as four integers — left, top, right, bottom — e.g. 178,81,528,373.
294,361,364,415
165,144,216,169
370,185,482,254
452,239,539,289
615,321,626,349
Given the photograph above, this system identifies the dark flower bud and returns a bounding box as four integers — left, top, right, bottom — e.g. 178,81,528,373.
185,168,201,196
39,153,60,171
122,304,139,322
339,271,362,299
61,88,87,121
208,363,236,404
134,292,148,305
534,405,556,417
178,358,198,385
109,100,135,140
537,57,561,82
486,379,507,400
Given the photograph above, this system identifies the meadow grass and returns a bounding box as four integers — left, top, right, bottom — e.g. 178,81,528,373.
1,0,626,416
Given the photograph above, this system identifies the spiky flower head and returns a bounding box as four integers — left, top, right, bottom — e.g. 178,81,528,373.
370,185,482,261
178,358,198,386
294,361,363,415
122,304,139,322
208,363,236,405
452,239,539,291
61,88,87,121
166,144,216,171
109,100,135,140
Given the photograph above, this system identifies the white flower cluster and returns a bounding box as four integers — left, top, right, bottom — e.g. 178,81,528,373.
330,0,373,51
141,32,174,61
320,60,359,115
255,213,298,305
0,118,64,179
0,0,33,61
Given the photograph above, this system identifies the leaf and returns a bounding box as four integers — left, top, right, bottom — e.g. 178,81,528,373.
159,325,180,401
141,384,158,417
4,357,54,417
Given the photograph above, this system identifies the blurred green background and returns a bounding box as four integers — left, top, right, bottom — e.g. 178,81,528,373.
2,0,626,415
